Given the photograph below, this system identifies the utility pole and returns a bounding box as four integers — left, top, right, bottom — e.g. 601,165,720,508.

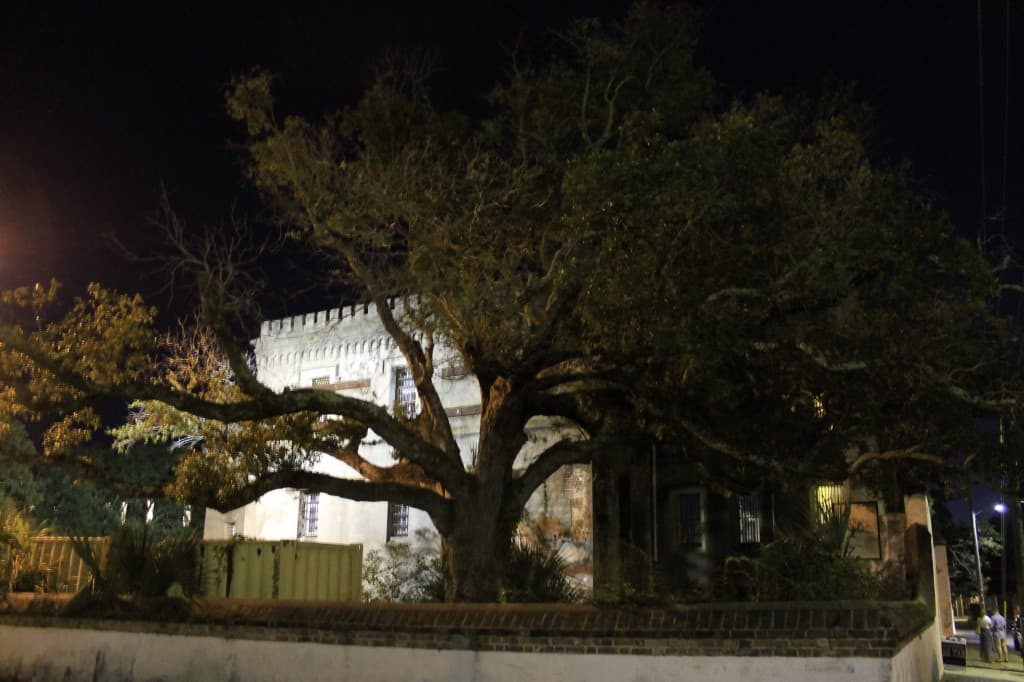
972,508,988,609
969,483,987,609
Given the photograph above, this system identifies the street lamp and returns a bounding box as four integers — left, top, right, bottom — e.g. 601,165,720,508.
970,499,1011,610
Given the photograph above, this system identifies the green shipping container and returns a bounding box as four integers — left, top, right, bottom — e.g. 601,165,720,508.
200,540,362,601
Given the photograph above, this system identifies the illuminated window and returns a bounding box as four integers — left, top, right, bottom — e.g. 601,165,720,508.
814,483,846,523
298,492,319,538
737,494,761,544
387,501,409,540
394,367,417,418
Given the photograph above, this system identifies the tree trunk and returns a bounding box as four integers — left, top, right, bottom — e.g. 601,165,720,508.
439,489,517,602
435,375,527,602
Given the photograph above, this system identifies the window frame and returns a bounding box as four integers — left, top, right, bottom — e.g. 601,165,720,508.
673,487,706,551
298,491,320,539
814,482,847,523
736,493,762,545
394,366,418,419
386,501,410,541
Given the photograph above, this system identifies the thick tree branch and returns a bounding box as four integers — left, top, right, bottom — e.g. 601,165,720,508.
848,447,949,475
942,381,1017,410
0,325,468,492
527,356,615,392
201,298,271,399
313,438,441,491
794,342,869,372
518,284,584,378
747,340,869,372
704,287,762,305
210,469,453,532
339,249,460,459
510,437,599,511
526,393,593,430
676,417,788,475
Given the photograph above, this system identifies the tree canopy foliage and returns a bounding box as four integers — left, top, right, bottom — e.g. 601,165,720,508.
0,3,1017,600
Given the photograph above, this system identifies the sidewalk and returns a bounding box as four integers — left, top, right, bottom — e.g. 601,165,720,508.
944,629,1024,681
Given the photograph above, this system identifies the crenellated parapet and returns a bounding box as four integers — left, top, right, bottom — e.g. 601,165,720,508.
260,297,416,337
252,298,436,382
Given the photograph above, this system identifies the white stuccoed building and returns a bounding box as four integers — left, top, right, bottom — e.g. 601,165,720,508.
203,300,593,586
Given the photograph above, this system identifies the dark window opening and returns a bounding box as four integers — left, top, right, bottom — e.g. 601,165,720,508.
679,492,702,547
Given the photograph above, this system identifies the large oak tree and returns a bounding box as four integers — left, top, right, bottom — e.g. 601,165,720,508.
0,4,1014,601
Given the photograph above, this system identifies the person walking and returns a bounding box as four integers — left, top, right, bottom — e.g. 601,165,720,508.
993,608,1009,663
980,610,997,663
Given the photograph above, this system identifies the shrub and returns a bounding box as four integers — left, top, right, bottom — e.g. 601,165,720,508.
362,528,581,603
722,501,882,601
363,530,443,602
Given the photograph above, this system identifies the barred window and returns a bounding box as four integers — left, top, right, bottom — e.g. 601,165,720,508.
737,493,761,544
679,492,702,547
311,376,331,387
387,501,409,540
394,367,417,418
298,491,319,538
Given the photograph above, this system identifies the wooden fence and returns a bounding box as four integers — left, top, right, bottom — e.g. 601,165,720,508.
25,537,108,594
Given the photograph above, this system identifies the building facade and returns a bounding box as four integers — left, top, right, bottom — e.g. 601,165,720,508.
203,303,916,599
203,302,594,587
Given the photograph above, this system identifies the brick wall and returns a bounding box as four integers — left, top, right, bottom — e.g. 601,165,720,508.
0,595,930,659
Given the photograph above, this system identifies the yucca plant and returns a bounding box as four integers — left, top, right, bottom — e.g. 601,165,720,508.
502,537,581,603
103,521,200,597
70,514,200,599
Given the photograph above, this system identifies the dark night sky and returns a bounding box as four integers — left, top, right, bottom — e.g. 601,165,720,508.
1,1,1022,316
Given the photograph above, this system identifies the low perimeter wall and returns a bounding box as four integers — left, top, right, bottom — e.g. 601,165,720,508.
0,596,940,682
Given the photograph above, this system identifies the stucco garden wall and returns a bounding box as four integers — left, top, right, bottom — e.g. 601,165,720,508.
0,596,939,682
